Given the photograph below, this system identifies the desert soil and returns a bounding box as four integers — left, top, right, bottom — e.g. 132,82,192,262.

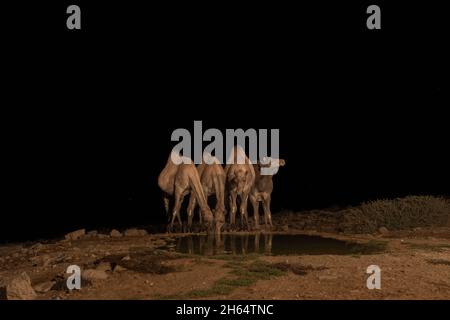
1,228,449,300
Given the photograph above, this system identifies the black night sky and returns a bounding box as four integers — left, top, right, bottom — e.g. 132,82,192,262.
3,2,448,242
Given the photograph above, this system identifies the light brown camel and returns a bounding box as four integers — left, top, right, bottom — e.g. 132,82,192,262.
187,154,226,234
250,158,285,229
157,152,214,232
225,146,255,230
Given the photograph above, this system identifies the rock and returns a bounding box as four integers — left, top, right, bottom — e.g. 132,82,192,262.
84,230,98,238
124,228,147,237
30,254,53,267
113,265,127,272
96,262,112,272
97,234,110,239
281,225,289,232
82,269,108,281
121,255,131,261
110,229,122,238
378,227,389,235
0,272,37,300
65,229,86,241
33,281,56,293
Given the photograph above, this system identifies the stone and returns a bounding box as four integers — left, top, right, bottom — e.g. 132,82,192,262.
113,265,127,272
97,234,110,239
30,254,53,267
82,269,108,281
110,229,122,238
121,255,131,261
65,229,86,241
33,281,56,293
0,272,37,300
85,230,98,238
281,225,289,232
124,228,147,237
378,227,389,235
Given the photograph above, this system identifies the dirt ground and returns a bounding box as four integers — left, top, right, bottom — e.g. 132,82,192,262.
1,228,449,300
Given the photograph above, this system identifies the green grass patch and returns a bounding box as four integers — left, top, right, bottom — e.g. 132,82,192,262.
159,259,285,299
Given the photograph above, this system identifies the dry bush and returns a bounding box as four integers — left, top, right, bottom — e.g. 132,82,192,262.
339,196,450,233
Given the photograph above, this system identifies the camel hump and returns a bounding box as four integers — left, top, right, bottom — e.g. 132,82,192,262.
227,145,252,165
169,150,192,165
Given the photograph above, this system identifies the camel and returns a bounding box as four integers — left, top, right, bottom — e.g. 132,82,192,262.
187,154,226,234
250,157,285,229
157,152,214,232
225,146,255,230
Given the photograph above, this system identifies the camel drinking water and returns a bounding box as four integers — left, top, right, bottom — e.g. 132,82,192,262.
225,146,255,230
157,152,214,232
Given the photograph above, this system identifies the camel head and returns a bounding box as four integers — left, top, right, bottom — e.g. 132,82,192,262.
213,208,225,234
257,157,286,175
201,207,214,231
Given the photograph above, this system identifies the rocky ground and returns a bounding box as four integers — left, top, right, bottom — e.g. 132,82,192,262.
1,226,449,300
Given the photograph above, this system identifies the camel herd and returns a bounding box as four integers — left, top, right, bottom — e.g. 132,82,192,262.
158,146,285,234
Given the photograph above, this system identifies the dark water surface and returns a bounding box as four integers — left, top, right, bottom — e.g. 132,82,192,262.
161,234,385,256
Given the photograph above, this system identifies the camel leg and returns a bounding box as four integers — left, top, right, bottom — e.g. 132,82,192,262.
250,196,260,230
229,192,237,229
262,195,273,229
187,193,197,232
169,187,184,232
240,192,249,230
163,193,170,222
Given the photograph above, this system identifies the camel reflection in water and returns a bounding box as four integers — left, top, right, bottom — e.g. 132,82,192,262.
175,233,274,256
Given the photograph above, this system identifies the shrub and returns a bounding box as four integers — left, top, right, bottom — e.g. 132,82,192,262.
339,196,450,233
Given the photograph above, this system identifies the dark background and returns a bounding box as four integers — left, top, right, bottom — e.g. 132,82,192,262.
3,1,448,242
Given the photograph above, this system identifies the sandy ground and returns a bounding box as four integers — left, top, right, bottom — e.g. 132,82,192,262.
1,228,449,300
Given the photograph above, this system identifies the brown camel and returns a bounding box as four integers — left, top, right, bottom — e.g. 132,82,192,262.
250,158,286,229
187,154,226,234
157,152,214,232
225,146,255,230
